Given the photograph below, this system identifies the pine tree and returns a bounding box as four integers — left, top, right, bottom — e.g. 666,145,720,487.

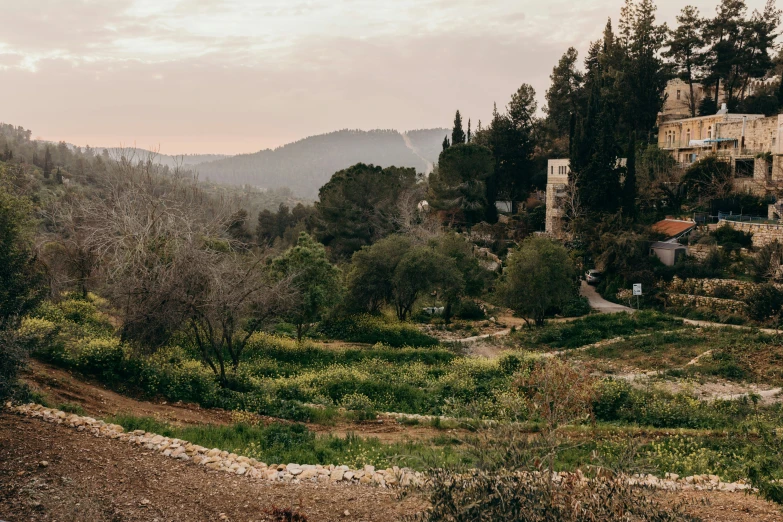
452,110,466,145
622,133,637,218
545,47,585,136
664,6,705,117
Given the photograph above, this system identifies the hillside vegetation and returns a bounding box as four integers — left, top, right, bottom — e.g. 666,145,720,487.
195,129,448,198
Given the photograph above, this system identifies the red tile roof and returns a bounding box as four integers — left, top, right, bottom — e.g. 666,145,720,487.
652,219,696,239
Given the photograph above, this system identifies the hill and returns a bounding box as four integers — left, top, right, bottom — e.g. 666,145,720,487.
194,128,449,198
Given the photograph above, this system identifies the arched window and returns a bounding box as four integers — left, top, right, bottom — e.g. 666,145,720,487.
707,126,713,140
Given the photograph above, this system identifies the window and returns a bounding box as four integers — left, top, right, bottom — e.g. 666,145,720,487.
676,90,681,100
686,129,691,144
551,166,554,175
707,126,712,140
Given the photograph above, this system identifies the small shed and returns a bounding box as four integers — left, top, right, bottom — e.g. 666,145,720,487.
651,219,696,240
650,242,687,266
495,201,513,214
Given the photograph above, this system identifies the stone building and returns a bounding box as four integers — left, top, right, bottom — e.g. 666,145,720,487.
659,77,779,123
658,109,783,196
544,159,571,236
660,78,706,122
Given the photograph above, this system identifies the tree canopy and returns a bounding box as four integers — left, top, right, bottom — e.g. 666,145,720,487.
314,163,419,258
497,237,576,326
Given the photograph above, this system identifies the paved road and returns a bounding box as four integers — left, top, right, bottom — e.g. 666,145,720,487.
579,281,635,314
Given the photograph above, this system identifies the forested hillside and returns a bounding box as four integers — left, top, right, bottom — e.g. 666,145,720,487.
195,129,448,198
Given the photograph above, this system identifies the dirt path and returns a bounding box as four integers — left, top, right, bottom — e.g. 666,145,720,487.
0,413,426,521
681,318,781,335
580,281,635,313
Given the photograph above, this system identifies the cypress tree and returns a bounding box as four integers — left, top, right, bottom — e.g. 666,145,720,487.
43,147,52,179
467,119,472,143
442,136,450,151
452,111,466,145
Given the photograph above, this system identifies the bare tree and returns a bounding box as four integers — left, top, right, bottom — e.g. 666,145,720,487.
41,197,99,298
180,251,293,384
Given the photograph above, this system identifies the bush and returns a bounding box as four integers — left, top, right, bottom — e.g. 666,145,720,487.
560,296,591,318
515,311,682,351
454,300,486,320
593,379,755,429
745,283,783,323
317,315,439,347
711,224,753,249
412,469,697,522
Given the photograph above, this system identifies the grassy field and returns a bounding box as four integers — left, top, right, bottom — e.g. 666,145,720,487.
20,295,783,490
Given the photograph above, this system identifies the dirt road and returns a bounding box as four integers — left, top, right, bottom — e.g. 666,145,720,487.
580,281,635,313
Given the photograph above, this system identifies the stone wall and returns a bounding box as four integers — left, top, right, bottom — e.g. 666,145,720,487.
6,402,757,494
718,220,783,248
9,403,423,488
667,294,748,315
666,277,764,300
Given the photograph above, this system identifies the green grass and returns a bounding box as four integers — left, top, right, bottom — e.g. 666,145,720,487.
106,414,472,470
511,311,684,351
57,402,85,415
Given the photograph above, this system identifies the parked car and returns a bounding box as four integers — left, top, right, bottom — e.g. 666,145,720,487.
585,269,603,285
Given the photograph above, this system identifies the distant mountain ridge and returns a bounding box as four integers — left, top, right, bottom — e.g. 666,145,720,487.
194,128,449,198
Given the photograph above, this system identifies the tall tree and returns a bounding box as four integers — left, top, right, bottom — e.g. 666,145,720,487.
43,146,52,179
442,136,450,151
428,144,494,228
622,134,637,219
619,0,670,139
664,6,706,117
467,119,472,143
452,110,466,145
702,0,748,108
545,47,585,136
570,80,622,215
314,163,418,258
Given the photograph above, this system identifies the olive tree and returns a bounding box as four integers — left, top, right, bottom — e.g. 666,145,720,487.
498,237,576,327
271,232,341,340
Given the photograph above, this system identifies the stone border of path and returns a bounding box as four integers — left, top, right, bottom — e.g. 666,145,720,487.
5,402,757,494
5,403,423,488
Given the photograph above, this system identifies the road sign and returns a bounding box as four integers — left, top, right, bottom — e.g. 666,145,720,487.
633,284,642,296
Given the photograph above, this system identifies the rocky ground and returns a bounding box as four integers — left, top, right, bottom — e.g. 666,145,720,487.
0,413,427,521
3,410,783,521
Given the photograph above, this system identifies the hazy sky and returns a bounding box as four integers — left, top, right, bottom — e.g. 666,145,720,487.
0,0,774,154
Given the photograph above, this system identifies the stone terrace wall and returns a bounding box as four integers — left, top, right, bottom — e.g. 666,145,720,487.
718,220,783,248
666,277,768,300
667,294,748,315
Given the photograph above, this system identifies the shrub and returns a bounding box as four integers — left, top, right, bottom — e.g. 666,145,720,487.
317,315,439,347
560,296,591,318
411,469,697,522
454,300,486,320
746,284,783,323
711,224,753,248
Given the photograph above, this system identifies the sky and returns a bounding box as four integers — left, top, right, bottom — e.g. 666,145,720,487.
0,0,775,154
